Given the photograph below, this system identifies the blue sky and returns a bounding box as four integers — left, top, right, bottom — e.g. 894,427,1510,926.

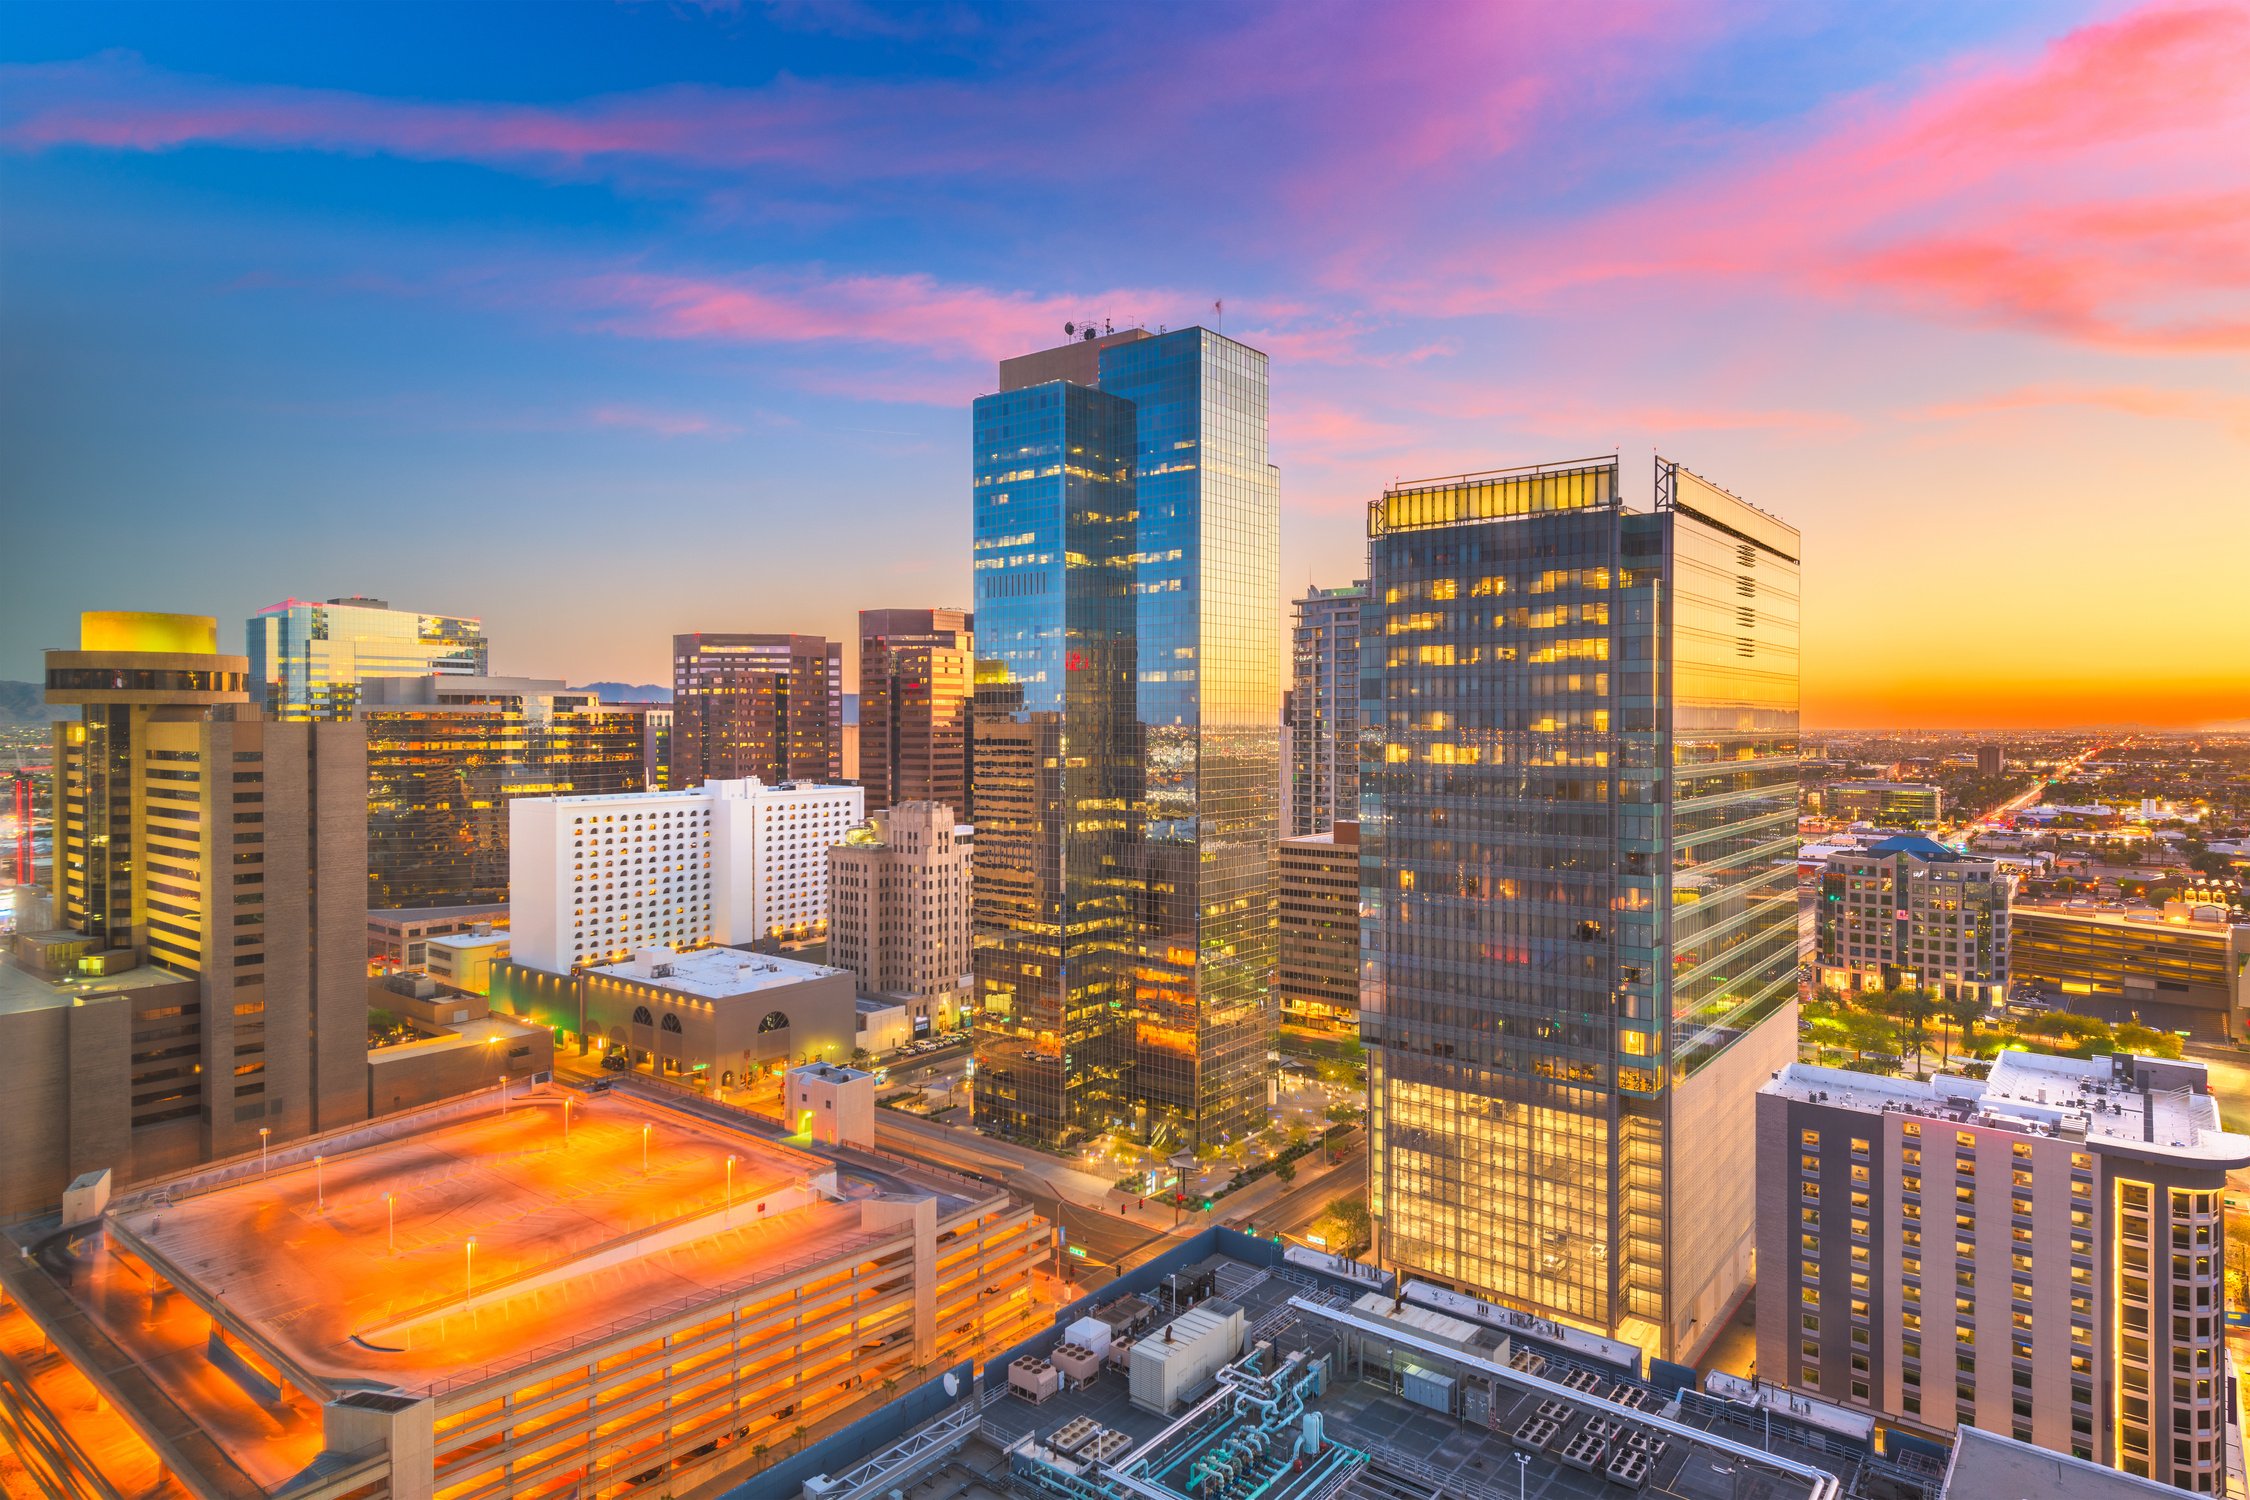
4,0,2246,726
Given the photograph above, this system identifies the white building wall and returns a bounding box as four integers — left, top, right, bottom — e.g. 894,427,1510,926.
512,779,860,972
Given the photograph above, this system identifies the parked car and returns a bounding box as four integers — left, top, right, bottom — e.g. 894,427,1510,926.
600,1050,629,1072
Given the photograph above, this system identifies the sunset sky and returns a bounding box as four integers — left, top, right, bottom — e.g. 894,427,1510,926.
3,1,2246,729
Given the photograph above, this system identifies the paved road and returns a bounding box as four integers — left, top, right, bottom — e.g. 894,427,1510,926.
872,1113,1185,1289
1222,1141,1366,1239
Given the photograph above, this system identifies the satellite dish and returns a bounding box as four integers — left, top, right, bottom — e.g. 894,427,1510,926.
942,1372,960,1398
1064,322,1076,336
1083,328,1097,341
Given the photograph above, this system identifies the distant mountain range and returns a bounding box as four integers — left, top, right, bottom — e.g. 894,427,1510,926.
0,682,68,727
581,683,672,703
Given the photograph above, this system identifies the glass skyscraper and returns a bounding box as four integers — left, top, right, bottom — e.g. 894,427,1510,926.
1361,456,1801,1363
248,596,487,721
1289,581,1365,836
971,327,1280,1151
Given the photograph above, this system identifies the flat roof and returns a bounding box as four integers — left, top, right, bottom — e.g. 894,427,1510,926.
587,944,849,999
2015,901,2244,935
1943,1425,2175,1497
1765,1054,2250,1165
424,929,508,951
0,954,186,1017
17,1090,947,1489
368,902,509,928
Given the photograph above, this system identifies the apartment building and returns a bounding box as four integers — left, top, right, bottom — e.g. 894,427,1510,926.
1758,1051,2250,1491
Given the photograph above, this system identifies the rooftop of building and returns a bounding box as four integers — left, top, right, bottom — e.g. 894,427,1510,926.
834,1247,1947,1500
368,901,510,929
1831,780,1941,793
790,1062,873,1084
2013,898,2247,933
1765,1051,2250,1164
537,776,856,808
0,948,188,1017
0,1086,965,1492
1941,1424,2180,1498
1280,821,1360,851
423,927,508,952
1861,834,1977,862
586,944,849,999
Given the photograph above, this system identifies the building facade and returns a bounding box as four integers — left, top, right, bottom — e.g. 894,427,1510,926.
247,595,486,721
1289,582,1365,837
1758,1052,2250,1491
669,633,842,789
360,675,647,909
859,608,974,817
1977,744,2005,777
970,326,1280,1151
2011,899,2250,1037
1829,781,1945,827
509,777,863,973
1277,822,1359,1033
1814,835,2013,1004
4,611,369,1212
828,801,972,1035
1361,457,1802,1363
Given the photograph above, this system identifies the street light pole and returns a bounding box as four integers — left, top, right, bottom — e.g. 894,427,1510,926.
726,1155,737,1218
563,1095,572,1141
642,1123,651,1173
1515,1452,1530,1500
465,1238,475,1301
385,1191,396,1255
259,1126,270,1176
315,1153,324,1211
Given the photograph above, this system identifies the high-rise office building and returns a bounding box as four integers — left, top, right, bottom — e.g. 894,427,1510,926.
1289,582,1365,837
670,634,842,789
247,595,486,721
828,801,973,1035
1277,821,1360,1033
6,612,369,1207
359,675,648,909
1759,1052,2250,1489
1976,744,2005,777
1361,457,1801,1362
1827,781,1944,827
859,608,974,816
1814,834,2013,1004
971,325,1280,1149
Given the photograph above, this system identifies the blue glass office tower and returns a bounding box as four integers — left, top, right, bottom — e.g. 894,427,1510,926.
1361,457,1801,1363
971,328,1280,1150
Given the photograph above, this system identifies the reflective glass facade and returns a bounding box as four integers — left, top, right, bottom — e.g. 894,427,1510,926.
969,381,1139,1145
669,634,843,788
971,328,1280,1150
362,683,646,909
1362,457,1800,1360
248,597,486,721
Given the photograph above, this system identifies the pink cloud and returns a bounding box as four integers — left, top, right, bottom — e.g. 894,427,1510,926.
587,404,741,438
1917,383,2250,439
569,270,1178,367
1421,1,2250,354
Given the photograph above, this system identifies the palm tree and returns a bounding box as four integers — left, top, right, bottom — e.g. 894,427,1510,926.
1884,989,1940,1078
1938,993,1985,1066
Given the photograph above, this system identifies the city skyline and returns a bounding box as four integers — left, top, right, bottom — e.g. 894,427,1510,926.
5,2,2247,730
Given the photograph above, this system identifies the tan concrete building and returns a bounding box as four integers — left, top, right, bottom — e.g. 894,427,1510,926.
1759,1052,2250,1491
494,944,861,1084
1277,821,1359,1033
0,613,369,1216
828,801,973,1035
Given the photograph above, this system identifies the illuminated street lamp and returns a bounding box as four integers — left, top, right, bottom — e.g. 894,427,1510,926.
563,1095,573,1141
465,1237,476,1300
385,1191,396,1255
315,1153,325,1211
259,1126,271,1176
725,1154,737,1217
641,1122,652,1174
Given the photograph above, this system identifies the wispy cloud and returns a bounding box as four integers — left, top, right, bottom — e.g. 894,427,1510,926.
587,404,742,438
1917,383,2250,440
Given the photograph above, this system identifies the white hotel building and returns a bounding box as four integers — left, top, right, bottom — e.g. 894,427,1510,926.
511,777,863,972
